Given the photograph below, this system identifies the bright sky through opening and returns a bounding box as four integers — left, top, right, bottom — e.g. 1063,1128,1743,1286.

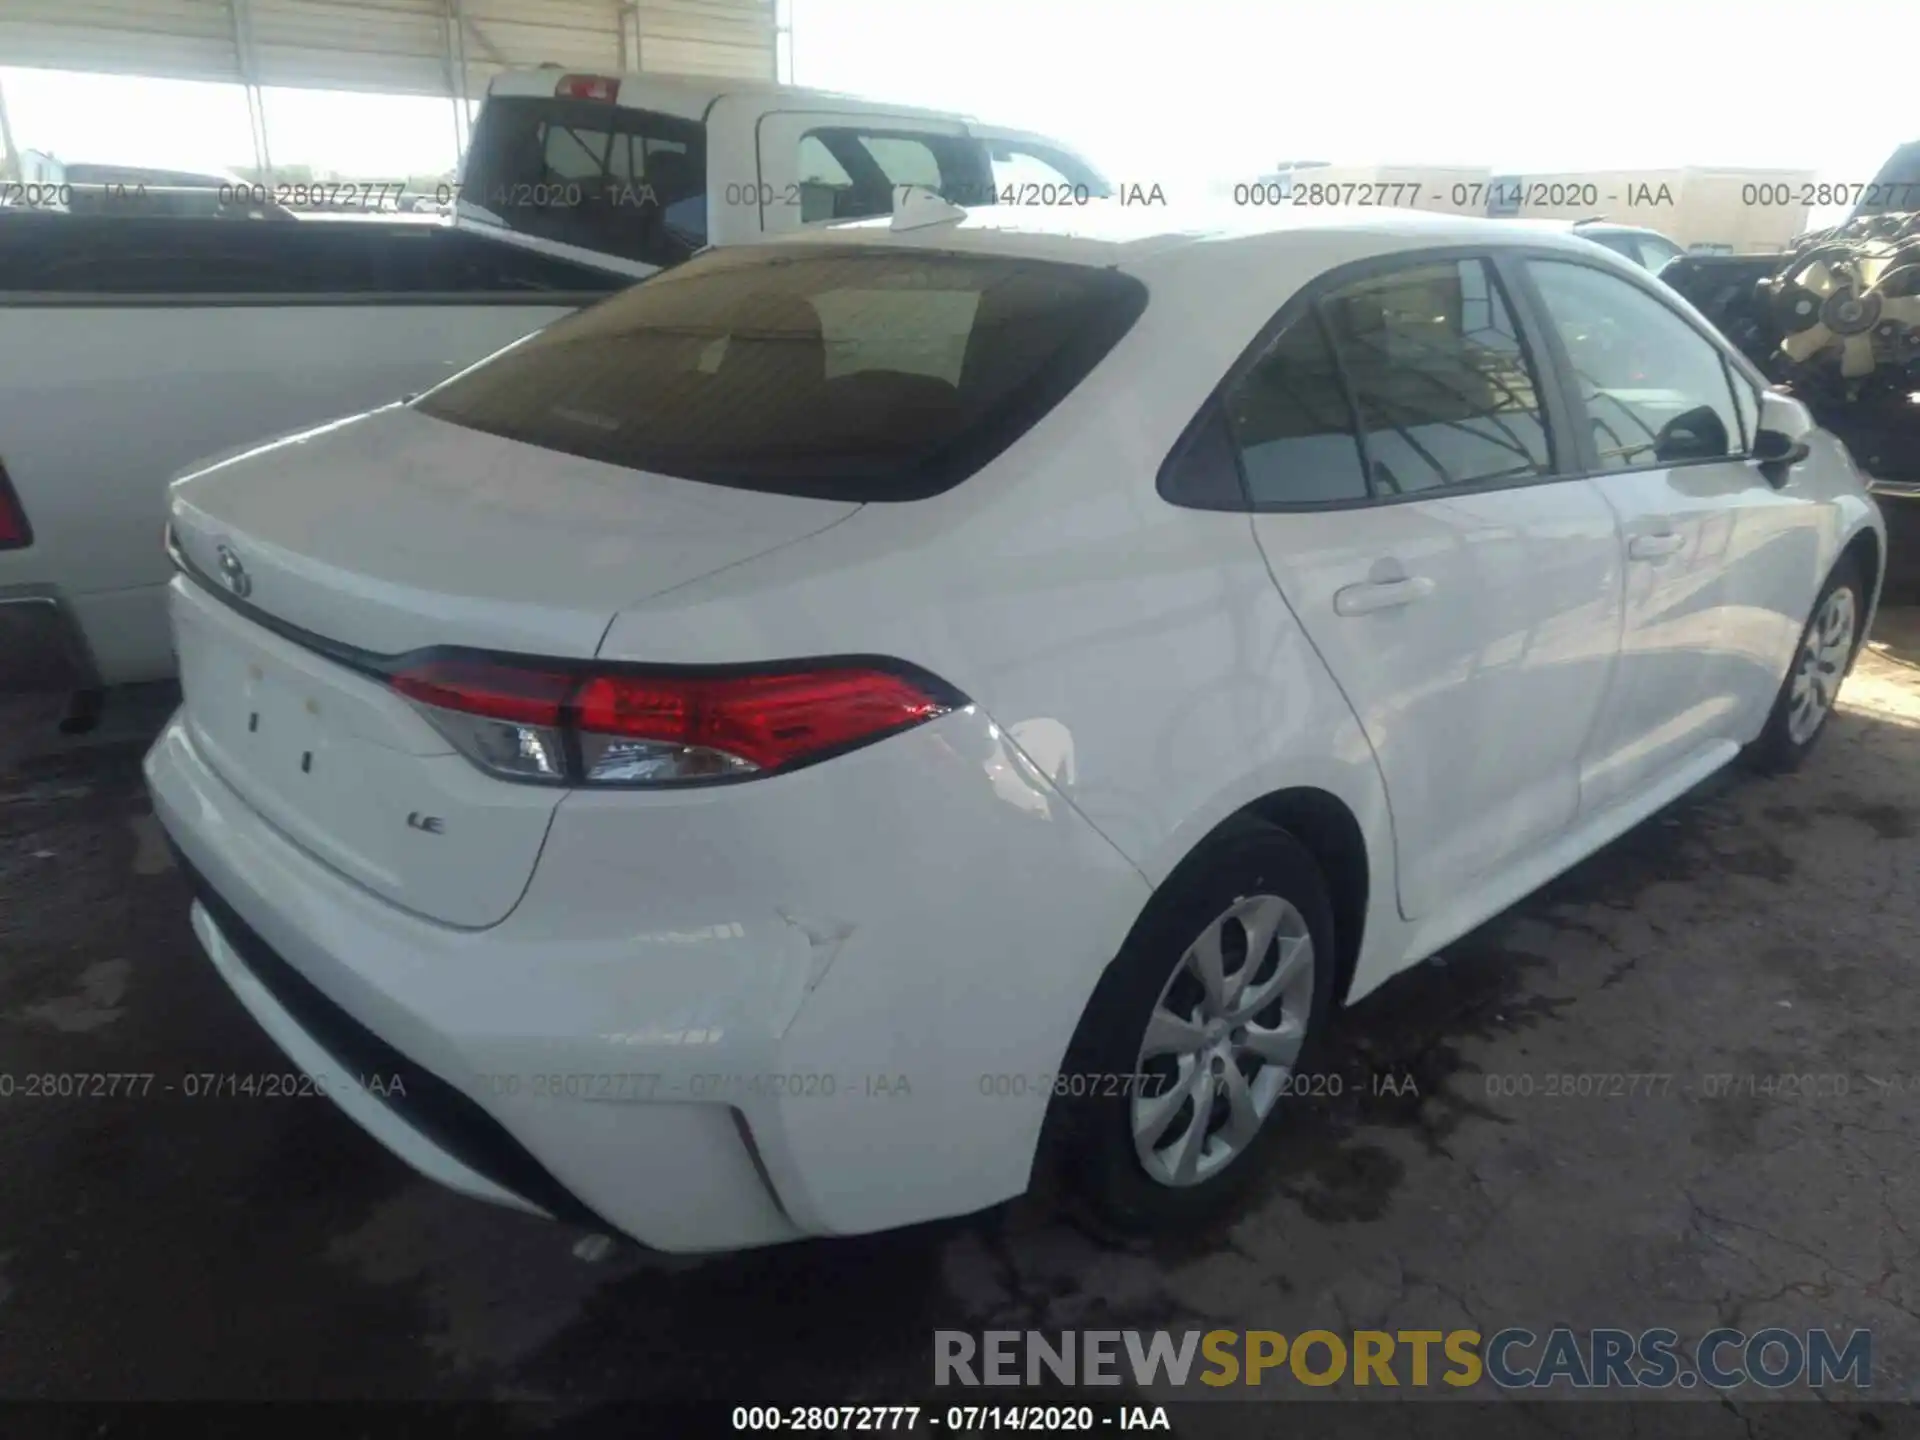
2,0,1910,190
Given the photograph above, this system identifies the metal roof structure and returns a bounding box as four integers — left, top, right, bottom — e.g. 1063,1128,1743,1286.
1,1,778,90
0,0,780,171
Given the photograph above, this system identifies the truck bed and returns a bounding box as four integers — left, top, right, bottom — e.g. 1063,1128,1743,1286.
0,215,628,692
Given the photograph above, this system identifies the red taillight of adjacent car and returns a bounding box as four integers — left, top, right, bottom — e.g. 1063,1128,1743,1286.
389,656,959,786
0,458,30,550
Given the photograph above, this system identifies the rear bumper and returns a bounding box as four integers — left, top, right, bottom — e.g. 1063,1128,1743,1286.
0,588,99,694
145,699,1148,1252
175,852,608,1232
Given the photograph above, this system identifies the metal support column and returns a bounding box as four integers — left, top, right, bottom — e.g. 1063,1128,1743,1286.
229,0,273,179
0,76,19,182
619,2,644,73
445,0,473,162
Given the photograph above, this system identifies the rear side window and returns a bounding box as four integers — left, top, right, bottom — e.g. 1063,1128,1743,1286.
795,129,994,223
460,96,707,267
1321,258,1553,494
413,245,1148,501
1224,314,1369,504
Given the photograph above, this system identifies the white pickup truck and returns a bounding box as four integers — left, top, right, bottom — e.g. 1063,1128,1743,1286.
0,69,1109,702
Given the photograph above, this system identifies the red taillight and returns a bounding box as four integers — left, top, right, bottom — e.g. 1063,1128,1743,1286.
391,659,574,727
575,669,948,772
0,458,29,549
557,74,619,102
388,657,958,786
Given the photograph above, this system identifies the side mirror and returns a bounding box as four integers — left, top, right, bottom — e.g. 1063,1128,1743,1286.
1752,389,1813,486
1652,404,1731,462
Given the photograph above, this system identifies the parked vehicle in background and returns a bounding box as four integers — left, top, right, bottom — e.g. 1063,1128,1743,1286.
0,215,623,698
4,158,299,220
1663,140,1920,498
148,203,1884,1253
1567,219,1688,274
0,73,1109,703
453,66,1113,278
398,191,454,217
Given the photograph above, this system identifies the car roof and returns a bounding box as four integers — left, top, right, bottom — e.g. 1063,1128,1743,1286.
756,201,1640,274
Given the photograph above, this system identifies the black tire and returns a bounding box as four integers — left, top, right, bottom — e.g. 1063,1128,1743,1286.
1743,555,1866,774
1042,819,1338,1237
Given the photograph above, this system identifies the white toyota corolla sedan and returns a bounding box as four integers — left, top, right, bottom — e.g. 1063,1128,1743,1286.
146,202,1886,1252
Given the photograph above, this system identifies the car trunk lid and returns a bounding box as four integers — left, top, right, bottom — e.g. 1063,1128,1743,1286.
166,404,859,927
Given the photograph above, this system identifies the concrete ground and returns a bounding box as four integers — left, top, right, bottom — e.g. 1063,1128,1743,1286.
2,562,1917,1435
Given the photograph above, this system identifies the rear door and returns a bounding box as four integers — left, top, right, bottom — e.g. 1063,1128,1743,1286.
1518,254,1821,814
1236,252,1624,921
753,113,992,231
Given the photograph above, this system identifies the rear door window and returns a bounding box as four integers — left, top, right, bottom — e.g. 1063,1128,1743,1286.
1320,258,1555,494
413,245,1148,500
460,95,707,267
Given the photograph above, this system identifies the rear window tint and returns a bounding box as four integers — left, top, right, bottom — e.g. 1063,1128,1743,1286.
413,245,1148,501
459,96,707,267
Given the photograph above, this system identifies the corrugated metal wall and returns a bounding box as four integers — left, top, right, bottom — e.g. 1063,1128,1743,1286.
627,0,772,78
0,0,776,93
1,1,241,84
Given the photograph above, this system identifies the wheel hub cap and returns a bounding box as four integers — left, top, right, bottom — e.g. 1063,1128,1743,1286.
1130,892,1316,1189
1787,586,1856,746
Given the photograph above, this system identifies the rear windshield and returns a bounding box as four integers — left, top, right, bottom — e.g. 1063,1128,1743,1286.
413,246,1149,501
459,96,707,268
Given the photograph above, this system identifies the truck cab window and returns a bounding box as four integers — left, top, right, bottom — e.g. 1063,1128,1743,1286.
796,129,994,222
461,96,708,266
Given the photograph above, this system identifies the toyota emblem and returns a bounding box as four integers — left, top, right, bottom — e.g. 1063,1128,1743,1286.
215,543,252,599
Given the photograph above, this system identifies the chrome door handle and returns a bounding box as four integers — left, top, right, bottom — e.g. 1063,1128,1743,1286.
1628,532,1684,561
1333,575,1435,616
